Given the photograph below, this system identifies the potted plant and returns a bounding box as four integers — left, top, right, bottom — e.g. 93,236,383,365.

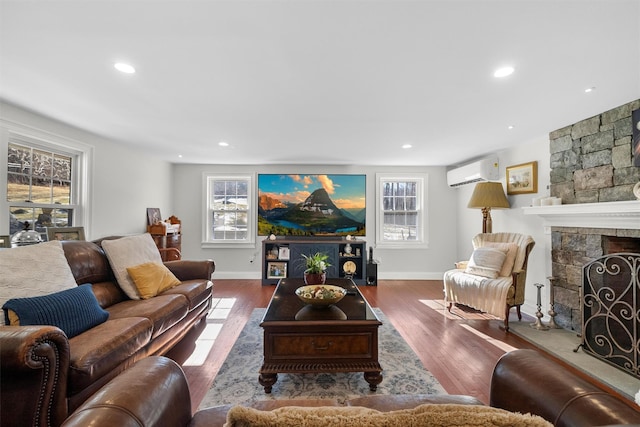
301,252,331,285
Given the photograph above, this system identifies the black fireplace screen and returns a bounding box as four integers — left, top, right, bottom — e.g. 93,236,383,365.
580,253,640,378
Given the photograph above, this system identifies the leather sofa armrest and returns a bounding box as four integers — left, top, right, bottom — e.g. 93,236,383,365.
491,349,640,426
62,356,192,427
1,325,71,427
165,259,215,281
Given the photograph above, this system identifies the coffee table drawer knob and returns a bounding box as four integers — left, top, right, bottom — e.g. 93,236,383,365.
312,340,332,351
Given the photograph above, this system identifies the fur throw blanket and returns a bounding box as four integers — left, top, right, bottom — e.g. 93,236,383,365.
224,403,552,427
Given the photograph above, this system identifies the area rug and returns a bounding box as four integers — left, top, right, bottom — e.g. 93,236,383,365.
198,308,446,409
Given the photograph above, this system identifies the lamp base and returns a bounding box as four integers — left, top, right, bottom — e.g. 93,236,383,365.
481,207,492,233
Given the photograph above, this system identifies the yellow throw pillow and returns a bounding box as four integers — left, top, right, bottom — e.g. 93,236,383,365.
126,262,181,299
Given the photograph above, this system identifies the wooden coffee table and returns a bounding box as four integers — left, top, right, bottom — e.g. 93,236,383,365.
259,278,383,393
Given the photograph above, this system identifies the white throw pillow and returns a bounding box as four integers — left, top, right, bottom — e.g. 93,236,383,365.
0,240,78,325
464,247,507,279
101,234,163,300
484,242,519,277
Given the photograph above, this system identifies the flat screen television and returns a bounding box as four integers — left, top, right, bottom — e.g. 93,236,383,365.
258,174,366,236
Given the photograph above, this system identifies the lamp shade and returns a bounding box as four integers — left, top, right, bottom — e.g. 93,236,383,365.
467,182,510,209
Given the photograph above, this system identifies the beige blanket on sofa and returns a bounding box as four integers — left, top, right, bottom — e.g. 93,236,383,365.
225,403,552,427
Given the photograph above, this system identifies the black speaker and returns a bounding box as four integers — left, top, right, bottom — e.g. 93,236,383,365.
366,262,377,286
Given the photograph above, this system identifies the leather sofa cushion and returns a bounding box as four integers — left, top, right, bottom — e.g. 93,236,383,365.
162,280,212,310
107,294,189,338
68,317,152,394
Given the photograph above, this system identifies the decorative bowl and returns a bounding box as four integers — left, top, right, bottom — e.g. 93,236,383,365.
295,284,347,307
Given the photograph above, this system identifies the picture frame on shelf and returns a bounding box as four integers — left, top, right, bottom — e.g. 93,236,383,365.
0,235,10,248
506,161,538,195
147,208,162,225
278,246,290,260
47,226,86,242
267,262,287,279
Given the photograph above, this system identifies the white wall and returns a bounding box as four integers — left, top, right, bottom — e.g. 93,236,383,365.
0,102,173,239
172,164,460,280
454,136,551,316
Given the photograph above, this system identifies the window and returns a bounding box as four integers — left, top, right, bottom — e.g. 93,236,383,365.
376,173,428,248
203,174,255,247
5,130,87,239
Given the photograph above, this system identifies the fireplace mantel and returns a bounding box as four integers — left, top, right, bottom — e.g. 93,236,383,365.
522,200,640,229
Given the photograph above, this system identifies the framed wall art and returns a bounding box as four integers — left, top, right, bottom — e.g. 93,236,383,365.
506,161,538,195
47,226,86,242
267,262,287,279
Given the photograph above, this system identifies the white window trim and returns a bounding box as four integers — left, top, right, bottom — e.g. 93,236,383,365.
201,173,256,249
375,172,429,249
1,119,93,236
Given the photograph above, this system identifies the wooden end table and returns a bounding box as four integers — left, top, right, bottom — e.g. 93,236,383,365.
259,278,383,393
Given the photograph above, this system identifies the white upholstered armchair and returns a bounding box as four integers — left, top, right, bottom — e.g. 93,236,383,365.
443,232,535,331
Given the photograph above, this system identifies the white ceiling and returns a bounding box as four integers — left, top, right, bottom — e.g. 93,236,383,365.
1,0,639,166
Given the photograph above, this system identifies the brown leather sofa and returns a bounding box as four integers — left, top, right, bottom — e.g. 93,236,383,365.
0,239,215,427
61,349,640,427
491,349,640,426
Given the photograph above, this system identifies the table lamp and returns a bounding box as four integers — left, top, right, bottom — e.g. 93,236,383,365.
467,182,510,233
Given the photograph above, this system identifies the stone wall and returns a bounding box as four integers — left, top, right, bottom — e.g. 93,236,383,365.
550,226,640,332
547,99,640,331
549,99,640,203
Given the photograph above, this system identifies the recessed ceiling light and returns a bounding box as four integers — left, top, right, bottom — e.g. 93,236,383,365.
178,154,183,158
494,66,514,78
585,87,596,93
114,62,135,74
218,141,229,147
507,125,514,130
402,144,412,149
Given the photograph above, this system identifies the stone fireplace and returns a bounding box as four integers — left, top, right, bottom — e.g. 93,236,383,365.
524,98,640,332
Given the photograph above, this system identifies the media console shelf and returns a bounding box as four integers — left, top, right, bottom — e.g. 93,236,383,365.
262,238,366,285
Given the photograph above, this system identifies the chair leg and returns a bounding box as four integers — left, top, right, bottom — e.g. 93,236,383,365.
447,302,453,312
502,305,511,332
516,305,522,320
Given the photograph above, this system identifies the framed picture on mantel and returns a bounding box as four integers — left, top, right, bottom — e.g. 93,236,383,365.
506,161,538,195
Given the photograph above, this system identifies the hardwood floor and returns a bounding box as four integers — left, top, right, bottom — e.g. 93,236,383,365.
166,279,541,412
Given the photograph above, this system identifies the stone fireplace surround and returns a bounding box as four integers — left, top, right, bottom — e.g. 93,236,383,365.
524,201,640,331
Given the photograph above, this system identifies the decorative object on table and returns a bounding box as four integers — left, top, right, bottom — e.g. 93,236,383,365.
11,221,43,247
0,235,10,249
467,182,510,233
530,283,549,331
46,226,86,242
506,161,538,195
342,260,357,277
301,251,331,285
295,284,347,307
546,276,561,329
267,261,287,279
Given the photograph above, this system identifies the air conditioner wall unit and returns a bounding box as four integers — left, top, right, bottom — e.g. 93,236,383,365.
447,156,499,187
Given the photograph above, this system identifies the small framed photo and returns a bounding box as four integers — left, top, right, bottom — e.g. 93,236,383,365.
267,262,287,279
506,161,538,195
147,208,162,225
278,246,290,260
0,235,10,248
47,226,86,242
